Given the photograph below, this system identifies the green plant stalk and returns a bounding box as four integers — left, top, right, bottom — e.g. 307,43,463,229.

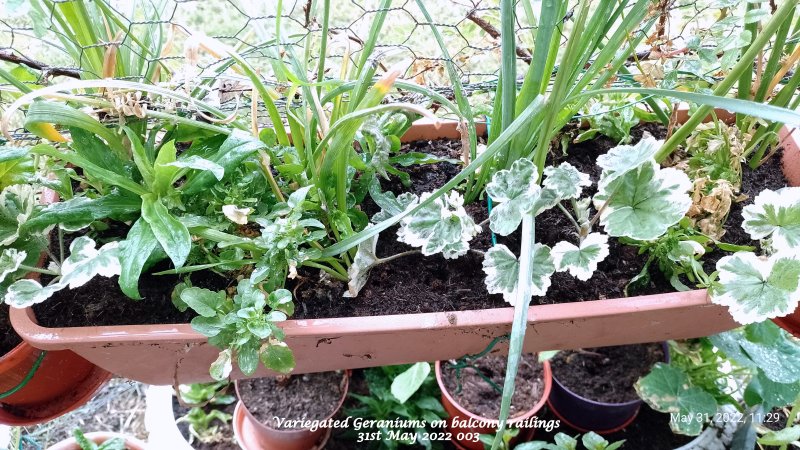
779,394,800,450
656,0,799,162
616,66,670,125
755,5,795,102
348,0,391,112
499,0,516,134
316,0,330,98
737,1,760,129
491,212,535,450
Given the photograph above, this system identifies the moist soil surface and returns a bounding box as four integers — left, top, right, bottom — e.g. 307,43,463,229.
440,353,545,419
0,304,22,355
549,343,665,403
236,371,345,430
31,124,789,328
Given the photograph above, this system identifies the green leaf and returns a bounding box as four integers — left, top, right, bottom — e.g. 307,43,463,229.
551,233,609,281
72,429,98,450
267,289,294,316
97,438,126,450
181,287,225,318
635,363,718,436
237,344,259,375
69,128,126,177
152,141,178,196
760,426,800,446
0,248,25,284
140,193,191,268
390,362,430,404
118,219,159,299
742,187,800,249
0,148,33,190
25,191,141,231
0,184,35,246
261,342,295,374
182,131,266,196
581,432,611,450
166,156,225,181
344,232,379,298
397,191,480,259
210,349,233,381
542,162,591,201
746,369,799,410
486,159,541,236
596,136,661,190
594,161,692,241
711,252,800,324
482,243,555,305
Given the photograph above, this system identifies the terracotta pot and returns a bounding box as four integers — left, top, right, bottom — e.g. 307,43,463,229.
435,359,552,450
46,432,146,450
14,116,786,384
0,340,111,426
546,343,670,434
232,372,348,450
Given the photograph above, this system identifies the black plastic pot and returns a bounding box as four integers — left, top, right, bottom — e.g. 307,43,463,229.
546,342,670,434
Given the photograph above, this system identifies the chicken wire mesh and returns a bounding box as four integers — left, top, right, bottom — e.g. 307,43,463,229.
0,0,749,139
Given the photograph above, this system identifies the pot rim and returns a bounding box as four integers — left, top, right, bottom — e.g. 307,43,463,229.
434,358,553,426
233,370,350,435
549,342,671,409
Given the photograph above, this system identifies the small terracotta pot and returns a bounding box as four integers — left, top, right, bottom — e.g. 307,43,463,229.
435,359,552,450
232,372,349,450
46,432,146,450
547,343,670,435
0,341,111,426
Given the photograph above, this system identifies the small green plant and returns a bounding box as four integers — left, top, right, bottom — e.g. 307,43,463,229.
575,94,641,144
485,431,624,450
71,429,126,450
347,362,446,449
176,381,235,444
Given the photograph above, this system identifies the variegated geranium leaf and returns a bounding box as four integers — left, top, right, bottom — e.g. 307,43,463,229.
593,161,692,241
372,191,419,223
596,135,662,190
710,252,800,325
551,233,610,281
4,237,121,308
482,243,555,305
742,187,800,250
531,186,561,217
344,232,379,298
543,162,591,201
0,248,25,284
486,159,541,236
0,184,35,246
397,191,480,259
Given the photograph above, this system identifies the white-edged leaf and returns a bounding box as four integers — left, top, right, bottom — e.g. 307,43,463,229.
397,191,480,259
391,362,431,404
551,233,610,281
596,135,662,190
344,232,379,298
0,248,26,284
210,349,233,381
222,204,252,225
594,161,692,241
742,187,800,250
5,279,61,308
635,363,718,436
372,191,418,223
482,243,555,305
711,252,800,325
166,156,225,180
0,184,35,246
543,162,591,201
486,159,541,236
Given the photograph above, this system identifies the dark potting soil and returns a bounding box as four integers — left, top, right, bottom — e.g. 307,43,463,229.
0,304,22,356
173,398,238,450
549,343,665,404
440,353,545,419
236,371,345,430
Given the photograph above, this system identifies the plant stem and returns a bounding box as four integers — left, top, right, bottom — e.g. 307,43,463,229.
257,150,286,202
556,203,582,233
19,265,59,276
377,250,420,264
302,261,348,281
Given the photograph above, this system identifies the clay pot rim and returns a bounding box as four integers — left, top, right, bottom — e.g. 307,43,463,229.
548,342,671,408
434,358,553,426
233,370,350,435
45,431,147,450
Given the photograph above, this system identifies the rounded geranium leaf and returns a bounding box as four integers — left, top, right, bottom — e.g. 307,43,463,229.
482,243,555,305
711,252,800,325
397,191,480,258
596,135,662,190
0,248,26,284
551,233,610,281
486,159,541,236
543,162,591,201
742,187,800,249
594,162,692,241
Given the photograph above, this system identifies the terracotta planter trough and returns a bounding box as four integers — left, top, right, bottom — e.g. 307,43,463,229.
10,116,797,384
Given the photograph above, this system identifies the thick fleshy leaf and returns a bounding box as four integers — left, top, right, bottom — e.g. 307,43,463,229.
181,287,225,318
742,187,800,249
0,248,25,284
551,233,610,281
596,135,662,190
166,156,225,181
486,159,541,236
344,233,379,298
118,218,159,299
397,191,480,259
261,342,295,374
710,252,800,324
0,184,35,246
635,363,717,436
594,161,692,241
141,194,191,268
482,243,555,305
391,362,431,404
24,191,141,231
543,162,591,201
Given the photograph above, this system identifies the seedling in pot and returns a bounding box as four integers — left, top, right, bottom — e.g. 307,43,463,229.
176,381,236,445
510,431,624,450
71,429,127,450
